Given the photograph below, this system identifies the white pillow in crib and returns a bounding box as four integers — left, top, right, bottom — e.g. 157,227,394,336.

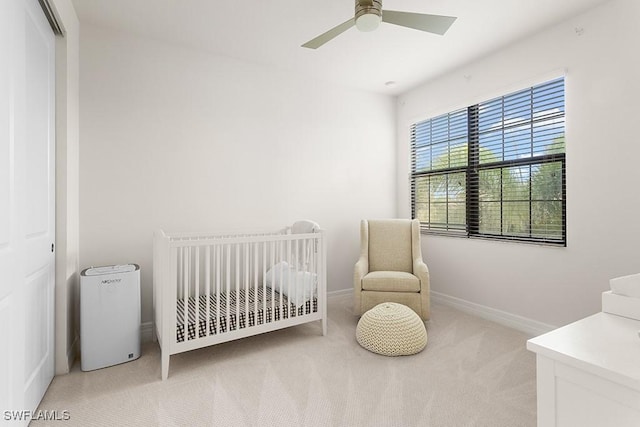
265,261,317,307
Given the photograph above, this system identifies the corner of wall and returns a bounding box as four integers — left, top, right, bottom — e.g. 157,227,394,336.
52,0,80,375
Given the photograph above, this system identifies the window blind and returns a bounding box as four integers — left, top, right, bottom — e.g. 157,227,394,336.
410,77,566,245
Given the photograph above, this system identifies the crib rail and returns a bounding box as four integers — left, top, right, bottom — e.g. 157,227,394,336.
153,224,327,380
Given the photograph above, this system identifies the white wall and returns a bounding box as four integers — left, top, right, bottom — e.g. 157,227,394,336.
397,0,640,327
79,26,396,325
51,0,79,375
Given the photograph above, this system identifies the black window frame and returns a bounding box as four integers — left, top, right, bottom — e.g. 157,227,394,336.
410,77,566,246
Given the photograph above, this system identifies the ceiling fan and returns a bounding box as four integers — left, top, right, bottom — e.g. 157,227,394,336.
302,0,457,49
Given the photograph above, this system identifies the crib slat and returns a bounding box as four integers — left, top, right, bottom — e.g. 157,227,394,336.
288,238,294,318
177,246,182,333
177,246,182,300
244,242,249,326
226,244,231,332
279,240,284,319
183,247,189,340
253,242,258,320
309,237,313,314
195,246,200,337
235,244,240,330
216,244,221,335
262,240,267,321
270,240,275,322
313,235,319,314
205,245,211,337
302,238,307,315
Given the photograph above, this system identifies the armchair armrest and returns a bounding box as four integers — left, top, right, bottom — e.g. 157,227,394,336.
353,256,369,316
413,258,430,290
414,257,431,319
354,256,369,287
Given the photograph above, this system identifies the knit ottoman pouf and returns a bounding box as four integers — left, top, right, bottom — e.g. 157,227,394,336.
356,302,427,356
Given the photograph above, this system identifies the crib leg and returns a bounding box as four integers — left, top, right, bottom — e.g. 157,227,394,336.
322,317,327,336
161,350,170,381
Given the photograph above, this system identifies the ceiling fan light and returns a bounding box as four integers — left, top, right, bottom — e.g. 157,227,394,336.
355,13,381,32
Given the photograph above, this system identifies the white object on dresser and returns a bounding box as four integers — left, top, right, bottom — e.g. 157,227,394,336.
602,290,640,321
610,273,640,298
527,313,640,427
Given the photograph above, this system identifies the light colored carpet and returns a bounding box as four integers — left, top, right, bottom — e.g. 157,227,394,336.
33,294,536,427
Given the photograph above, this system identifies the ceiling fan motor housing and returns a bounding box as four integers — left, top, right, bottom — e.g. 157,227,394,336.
355,0,382,32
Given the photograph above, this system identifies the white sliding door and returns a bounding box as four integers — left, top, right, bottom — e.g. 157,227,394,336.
0,0,56,423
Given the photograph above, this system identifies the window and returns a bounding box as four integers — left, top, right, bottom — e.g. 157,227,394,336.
411,77,565,245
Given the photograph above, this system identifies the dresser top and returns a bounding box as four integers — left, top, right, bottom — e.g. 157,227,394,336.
527,312,640,390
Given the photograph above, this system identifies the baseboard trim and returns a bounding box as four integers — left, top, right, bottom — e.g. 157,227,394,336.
66,335,79,372
327,288,352,298
141,321,154,343
431,291,557,337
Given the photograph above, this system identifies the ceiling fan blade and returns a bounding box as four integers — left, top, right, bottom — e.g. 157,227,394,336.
382,10,456,35
302,18,355,49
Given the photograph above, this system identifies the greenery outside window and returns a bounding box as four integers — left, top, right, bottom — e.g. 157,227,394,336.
410,77,565,245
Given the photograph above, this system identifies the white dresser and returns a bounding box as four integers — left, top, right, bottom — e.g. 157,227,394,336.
527,312,640,427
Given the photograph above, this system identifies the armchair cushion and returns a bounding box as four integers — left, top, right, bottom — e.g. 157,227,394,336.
368,220,413,273
362,271,420,292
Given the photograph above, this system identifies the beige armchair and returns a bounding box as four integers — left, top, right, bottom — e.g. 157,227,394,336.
354,219,430,320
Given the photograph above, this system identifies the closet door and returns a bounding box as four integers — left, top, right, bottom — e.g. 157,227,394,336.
0,0,23,416
23,0,56,413
0,0,55,422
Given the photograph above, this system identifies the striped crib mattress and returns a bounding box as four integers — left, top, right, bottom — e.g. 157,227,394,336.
176,287,317,343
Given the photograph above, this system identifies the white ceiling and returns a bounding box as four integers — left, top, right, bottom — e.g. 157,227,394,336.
70,0,610,95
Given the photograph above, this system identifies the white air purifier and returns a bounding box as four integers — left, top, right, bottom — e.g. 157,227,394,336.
80,264,141,371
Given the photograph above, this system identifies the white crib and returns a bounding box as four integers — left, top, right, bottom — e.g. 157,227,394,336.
152,221,327,380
